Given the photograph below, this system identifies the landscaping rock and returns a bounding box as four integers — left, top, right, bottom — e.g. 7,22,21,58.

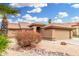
60,42,67,45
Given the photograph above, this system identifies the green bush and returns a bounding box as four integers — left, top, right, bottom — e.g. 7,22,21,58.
0,35,9,55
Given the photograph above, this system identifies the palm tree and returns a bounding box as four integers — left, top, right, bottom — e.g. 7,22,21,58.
48,19,52,24
0,4,18,35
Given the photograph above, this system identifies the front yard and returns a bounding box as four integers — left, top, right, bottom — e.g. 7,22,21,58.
4,38,79,56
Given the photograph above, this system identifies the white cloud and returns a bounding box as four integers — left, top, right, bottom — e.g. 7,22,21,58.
11,14,21,18
53,19,63,23
54,16,58,19
10,14,21,18
27,8,42,13
30,3,47,8
53,12,68,23
72,16,79,22
22,14,37,20
10,3,47,8
22,14,48,23
8,19,17,23
8,18,32,23
10,3,47,13
10,3,22,7
72,16,79,19
16,14,21,17
35,18,48,22
71,4,79,8
58,12,68,18
22,14,37,21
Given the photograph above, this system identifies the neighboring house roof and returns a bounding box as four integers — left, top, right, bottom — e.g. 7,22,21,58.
43,23,74,30
63,22,79,27
8,22,31,30
71,22,79,26
29,22,46,27
7,22,77,30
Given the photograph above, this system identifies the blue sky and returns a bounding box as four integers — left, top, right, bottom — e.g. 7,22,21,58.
1,3,79,24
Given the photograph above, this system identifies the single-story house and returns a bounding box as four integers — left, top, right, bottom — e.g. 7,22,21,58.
29,23,74,40
1,22,74,40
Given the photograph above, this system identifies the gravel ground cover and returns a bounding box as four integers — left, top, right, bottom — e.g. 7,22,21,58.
4,38,70,56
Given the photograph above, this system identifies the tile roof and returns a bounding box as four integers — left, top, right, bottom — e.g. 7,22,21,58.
29,22,46,27
8,22,31,29
43,23,74,30
59,22,79,27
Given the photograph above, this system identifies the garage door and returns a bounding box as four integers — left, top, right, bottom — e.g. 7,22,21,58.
53,29,70,39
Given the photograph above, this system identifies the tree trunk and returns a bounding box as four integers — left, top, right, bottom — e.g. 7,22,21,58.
18,22,22,31
1,15,8,36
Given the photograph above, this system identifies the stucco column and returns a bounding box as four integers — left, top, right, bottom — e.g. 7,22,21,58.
33,26,37,32
69,30,72,39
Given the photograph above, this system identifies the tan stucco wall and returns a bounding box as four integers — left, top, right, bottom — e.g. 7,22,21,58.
32,26,37,32
52,29,71,40
41,29,72,40
73,26,79,36
41,29,53,40
7,27,73,40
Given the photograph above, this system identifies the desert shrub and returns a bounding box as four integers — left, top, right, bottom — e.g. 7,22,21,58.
0,35,9,55
16,30,42,48
60,42,67,45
